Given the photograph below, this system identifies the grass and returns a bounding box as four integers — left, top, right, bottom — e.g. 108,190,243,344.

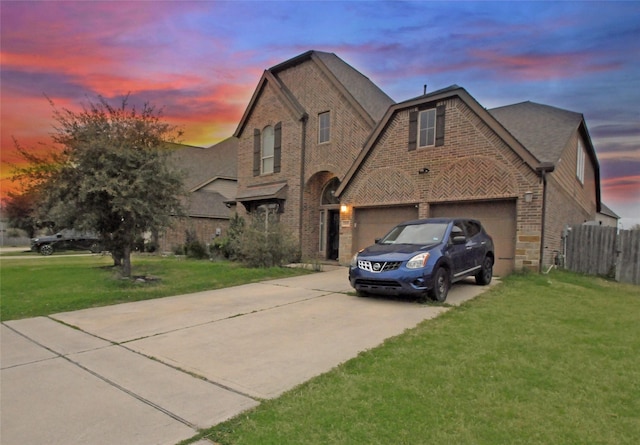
197,270,640,445
0,254,312,321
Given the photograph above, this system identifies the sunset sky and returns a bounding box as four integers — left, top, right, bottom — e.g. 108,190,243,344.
1,0,639,227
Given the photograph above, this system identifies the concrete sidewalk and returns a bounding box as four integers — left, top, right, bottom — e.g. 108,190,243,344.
1,267,497,445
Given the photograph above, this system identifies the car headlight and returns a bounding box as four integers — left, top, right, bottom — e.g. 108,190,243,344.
350,253,358,267
406,252,430,269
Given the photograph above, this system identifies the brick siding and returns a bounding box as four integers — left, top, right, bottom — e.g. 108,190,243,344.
339,97,545,268
158,216,229,253
236,58,376,260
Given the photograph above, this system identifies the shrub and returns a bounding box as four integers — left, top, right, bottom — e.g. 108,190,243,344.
145,240,158,253
238,212,297,268
183,228,209,259
210,213,245,260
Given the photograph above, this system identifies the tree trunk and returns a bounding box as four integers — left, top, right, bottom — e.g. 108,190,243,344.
122,244,132,278
111,249,123,267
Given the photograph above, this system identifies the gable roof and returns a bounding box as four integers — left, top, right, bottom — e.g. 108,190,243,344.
311,51,394,123
490,101,601,211
234,50,394,137
336,85,543,196
169,138,238,219
489,101,584,164
184,190,231,219
170,137,237,191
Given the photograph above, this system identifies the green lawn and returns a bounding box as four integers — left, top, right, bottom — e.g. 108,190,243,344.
197,270,640,445
2,255,638,444
0,254,311,321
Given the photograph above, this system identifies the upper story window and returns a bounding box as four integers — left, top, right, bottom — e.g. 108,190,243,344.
262,125,275,174
253,123,281,176
418,109,436,147
576,139,585,184
318,111,330,144
408,105,445,151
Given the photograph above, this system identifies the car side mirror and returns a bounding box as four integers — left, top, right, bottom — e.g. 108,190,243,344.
452,235,466,244
374,238,381,244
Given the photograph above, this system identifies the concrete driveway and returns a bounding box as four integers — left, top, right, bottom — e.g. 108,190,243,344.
1,266,497,445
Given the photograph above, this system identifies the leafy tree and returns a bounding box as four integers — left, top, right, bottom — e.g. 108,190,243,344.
11,96,186,277
2,189,39,238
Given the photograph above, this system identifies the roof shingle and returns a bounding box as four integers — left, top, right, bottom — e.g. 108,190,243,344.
489,101,583,164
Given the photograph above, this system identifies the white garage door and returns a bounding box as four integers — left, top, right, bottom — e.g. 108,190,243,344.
430,200,516,277
353,206,419,254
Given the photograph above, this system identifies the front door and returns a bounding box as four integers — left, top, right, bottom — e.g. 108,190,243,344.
327,209,340,260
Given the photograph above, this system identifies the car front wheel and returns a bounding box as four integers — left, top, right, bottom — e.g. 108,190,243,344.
39,244,54,256
429,267,450,302
475,255,493,285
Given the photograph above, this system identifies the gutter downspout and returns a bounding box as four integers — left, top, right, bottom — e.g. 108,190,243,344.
299,113,309,249
536,163,555,272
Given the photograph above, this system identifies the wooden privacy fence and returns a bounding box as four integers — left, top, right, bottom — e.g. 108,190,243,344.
563,224,640,285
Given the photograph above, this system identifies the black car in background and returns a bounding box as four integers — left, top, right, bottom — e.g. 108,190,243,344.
30,230,102,255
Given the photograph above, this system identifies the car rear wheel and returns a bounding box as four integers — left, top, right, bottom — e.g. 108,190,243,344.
429,267,450,302
475,255,493,285
39,244,54,256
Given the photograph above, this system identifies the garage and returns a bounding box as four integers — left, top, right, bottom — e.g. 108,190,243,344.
430,200,516,277
353,205,418,253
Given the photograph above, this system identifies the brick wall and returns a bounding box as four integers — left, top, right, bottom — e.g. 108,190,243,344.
158,216,229,253
236,58,376,259
541,131,597,267
339,97,545,269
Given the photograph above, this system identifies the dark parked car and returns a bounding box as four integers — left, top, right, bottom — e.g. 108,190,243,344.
349,218,494,302
30,230,102,256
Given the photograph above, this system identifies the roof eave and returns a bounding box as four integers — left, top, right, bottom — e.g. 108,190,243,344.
310,52,377,128
233,71,307,138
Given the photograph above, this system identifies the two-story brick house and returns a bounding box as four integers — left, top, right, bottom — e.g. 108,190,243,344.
231,51,602,274
232,50,394,260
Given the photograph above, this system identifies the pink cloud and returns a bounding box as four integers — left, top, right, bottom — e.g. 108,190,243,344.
601,175,640,203
468,49,622,81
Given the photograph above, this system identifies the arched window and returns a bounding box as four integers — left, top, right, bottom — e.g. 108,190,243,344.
321,177,340,205
262,126,274,174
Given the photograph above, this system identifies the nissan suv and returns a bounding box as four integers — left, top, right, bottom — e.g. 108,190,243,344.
349,218,494,302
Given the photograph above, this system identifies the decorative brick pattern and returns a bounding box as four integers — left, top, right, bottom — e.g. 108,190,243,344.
232,55,598,272
339,97,545,268
349,167,419,206
429,156,518,202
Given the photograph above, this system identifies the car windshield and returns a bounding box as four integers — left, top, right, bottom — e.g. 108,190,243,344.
380,223,448,245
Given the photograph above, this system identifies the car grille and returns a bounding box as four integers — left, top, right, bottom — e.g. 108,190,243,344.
355,279,402,288
358,260,402,273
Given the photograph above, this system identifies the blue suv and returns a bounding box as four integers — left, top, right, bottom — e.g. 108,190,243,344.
349,218,494,302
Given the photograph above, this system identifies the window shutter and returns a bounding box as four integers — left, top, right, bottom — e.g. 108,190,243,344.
408,111,418,151
274,122,282,173
435,105,446,147
253,129,261,176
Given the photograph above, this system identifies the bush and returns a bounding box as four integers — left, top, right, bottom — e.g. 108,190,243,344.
183,228,209,259
210,213,245,260
145,240,158,253
238,213,297,268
